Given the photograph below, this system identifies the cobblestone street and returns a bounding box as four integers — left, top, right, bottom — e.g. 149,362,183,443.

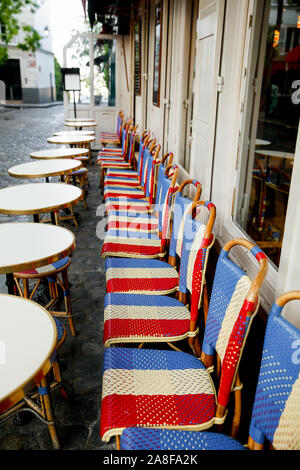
0,105,112,450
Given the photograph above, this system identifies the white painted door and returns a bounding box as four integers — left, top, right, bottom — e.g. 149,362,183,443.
189,0,225,199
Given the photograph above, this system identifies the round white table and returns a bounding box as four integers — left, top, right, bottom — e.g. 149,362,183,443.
30,148,89,160
8,159,82,182
255,139,271,146
255,149,294,161
64,121,97,129
53,130,95,136
0,183,82,220
65,118,94,122
0,222,76,294
0,294,57,413
47,135,95,146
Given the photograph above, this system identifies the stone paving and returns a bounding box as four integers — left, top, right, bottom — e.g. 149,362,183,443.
0,105,114,450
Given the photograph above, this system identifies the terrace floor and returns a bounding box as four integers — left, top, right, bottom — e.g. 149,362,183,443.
0,105,114,450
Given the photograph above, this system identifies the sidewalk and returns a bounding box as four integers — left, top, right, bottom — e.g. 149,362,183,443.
0,101,63,110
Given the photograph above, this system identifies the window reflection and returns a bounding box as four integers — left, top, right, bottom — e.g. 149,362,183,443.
237,0,300,267
153,1,162,106
93,39,116,106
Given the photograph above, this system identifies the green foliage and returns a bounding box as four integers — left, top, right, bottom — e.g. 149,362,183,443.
0,0,42,65
54,56,63,101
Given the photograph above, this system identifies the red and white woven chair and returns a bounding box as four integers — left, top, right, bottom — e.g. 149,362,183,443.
97,122,135,188
104,180,203,295
105,153,174,234
103,141,161,216
102,131,152,188
101,162,178,259
100,239,268,445
99,110,125,147
103,200,216,356
119,290,300,451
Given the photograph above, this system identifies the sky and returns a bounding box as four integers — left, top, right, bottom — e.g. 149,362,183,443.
49,0,88,65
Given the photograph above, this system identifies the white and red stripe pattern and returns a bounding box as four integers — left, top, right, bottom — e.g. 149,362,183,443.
105,258,178,294
100,347,216,442
103,293,192,346
101,229,165,258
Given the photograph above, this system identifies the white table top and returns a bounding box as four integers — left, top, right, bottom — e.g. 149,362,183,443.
47,135,95,145
0,222,76,273
65,121,97,128
255,139,271,146
0,294,57,411
53,130,95,136
65,118,94,122
0,183,82,215
30,148,89,159
255,149,294,160
8,159,82,179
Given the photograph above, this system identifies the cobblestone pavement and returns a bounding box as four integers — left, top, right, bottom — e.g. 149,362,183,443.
0,106,114,450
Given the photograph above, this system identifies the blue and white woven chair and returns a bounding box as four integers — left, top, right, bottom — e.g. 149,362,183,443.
101,162,177,259
119,290,300,450
100,239,268,445
104,180,203,295
103,200,216,355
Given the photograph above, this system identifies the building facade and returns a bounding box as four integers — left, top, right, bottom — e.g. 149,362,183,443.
64,0,300,326
0,0,56,104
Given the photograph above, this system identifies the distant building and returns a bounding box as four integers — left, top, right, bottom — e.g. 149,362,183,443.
0,0,56,104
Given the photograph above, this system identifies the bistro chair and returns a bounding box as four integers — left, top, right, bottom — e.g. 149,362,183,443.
105,152,174,233
99,110,125,147
103,200,216,356
119,290,300,451
100,238,268,444
104,180,202,295
101,162,177,259
101,132,153,195
103,141,160,216
13,256,77,337
97,119,134,164
98,127,139,190
65,167,89,210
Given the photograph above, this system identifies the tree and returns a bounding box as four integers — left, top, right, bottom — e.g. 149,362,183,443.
54,56,63,101
0,0,42,65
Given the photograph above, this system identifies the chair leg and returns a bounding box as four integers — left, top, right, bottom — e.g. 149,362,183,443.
38,376,60,450
61,269,77,337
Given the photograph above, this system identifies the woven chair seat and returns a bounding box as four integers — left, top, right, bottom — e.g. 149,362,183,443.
100,347,216,442
105,257,178,294
100,161,132,170
97,155,125,163
104,176,140,187
103,293,191,346
104,186,146,200
105,198,150,214
106,213,159,232
99,146,123,152
120,428,246,450
101,229,164,258
69,168,88,176
106,169,139,179
15,257,70,277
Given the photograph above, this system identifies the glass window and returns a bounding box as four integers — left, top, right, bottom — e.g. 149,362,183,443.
93,38,116,106
66,36,90,105
153,1,162,106
134,19,141,96
235,0,300,268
